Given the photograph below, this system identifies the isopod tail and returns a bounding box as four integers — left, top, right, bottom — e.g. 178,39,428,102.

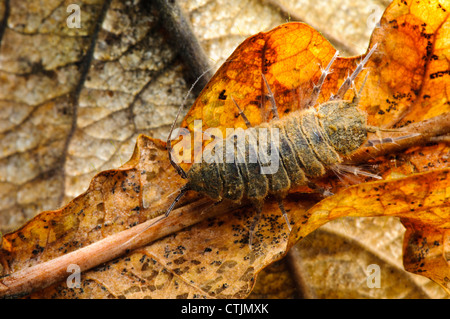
365,125,422,149
365,133,422,147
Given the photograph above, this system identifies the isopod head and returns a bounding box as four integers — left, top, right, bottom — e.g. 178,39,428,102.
318,100,367,156
186,161,223,201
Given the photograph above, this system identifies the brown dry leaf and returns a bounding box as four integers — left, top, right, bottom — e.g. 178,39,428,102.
181,0,449,299
1,0,449,299
287,226,435,299
177,0,450,297
1,134,315,298
0,0,193,233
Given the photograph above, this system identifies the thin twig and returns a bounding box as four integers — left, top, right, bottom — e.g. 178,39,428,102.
0,197,234,298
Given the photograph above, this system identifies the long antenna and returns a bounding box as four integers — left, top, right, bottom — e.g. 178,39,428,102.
167,64,218,178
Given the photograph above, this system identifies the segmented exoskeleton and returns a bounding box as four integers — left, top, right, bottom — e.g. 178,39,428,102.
165,43,403,247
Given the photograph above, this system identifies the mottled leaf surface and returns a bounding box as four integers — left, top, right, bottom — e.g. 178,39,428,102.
0,0,449,298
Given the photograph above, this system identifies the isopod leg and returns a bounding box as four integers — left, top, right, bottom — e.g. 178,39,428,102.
278,200,292,231
165,185,189,218
330,43,378,101
261,73,279,119
307,50,339,108
306,181,334,197
351,72,370,105
118,185,190,251
331,163,381,180
231,96,252,128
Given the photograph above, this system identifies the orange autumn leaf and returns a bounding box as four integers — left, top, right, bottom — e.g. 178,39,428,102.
1,0,450,298
180,4,450,139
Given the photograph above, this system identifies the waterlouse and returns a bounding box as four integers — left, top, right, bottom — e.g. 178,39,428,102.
163,43,413,247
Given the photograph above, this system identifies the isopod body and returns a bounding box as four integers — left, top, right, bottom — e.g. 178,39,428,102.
186,98,367,207
165,44,386,243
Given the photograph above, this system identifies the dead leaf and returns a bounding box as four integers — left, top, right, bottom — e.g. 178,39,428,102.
1,0,449,299
0,0,194,233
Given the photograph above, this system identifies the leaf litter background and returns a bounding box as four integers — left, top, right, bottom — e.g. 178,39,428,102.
0,0,449,298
